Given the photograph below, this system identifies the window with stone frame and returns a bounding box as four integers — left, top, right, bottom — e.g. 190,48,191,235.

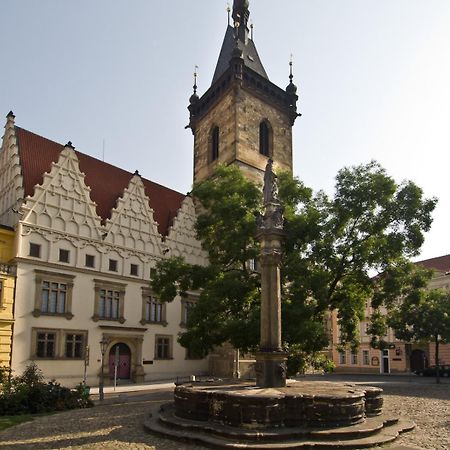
59,249,70,263
141,289,167,325
155,335,172,360
92,280,126,323
351,351,358,365
180,298,197,327
339,351,346,365
33,270,75,319
130,263,139,277
65,333,86,358
29,242,41,258
36,330,56,358
32,328,87,359
85,254,95,268
259,120,272,156
210,126,219,161
363,350,370,365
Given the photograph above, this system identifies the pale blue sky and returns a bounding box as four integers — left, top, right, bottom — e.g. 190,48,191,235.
2,1,450,261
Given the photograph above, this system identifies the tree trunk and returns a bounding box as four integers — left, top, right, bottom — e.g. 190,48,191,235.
435,334,440,384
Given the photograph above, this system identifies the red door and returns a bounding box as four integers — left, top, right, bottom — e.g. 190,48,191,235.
108,343,131,380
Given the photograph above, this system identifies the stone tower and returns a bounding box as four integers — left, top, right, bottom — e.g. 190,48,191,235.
188,0,300,185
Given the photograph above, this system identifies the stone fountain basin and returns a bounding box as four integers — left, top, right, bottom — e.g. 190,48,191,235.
174,380,383,429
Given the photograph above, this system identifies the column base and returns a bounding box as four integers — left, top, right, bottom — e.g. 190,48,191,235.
255,350,288,388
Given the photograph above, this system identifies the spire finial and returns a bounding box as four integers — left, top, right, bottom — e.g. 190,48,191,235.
65,141,75,149
227,3,231,26
250,22,254,40
6,111,15,119
189,65,200,105
232,0,250,42
193,65,198,95
289,54,294,83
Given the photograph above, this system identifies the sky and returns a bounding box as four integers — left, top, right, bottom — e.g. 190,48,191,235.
1,0,450,261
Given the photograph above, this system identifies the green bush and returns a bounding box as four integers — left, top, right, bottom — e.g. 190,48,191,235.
287,346,335,376
0,363,93,416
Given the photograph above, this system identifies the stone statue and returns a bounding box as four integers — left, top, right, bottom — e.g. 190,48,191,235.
263,159,280,205
258,159,284,230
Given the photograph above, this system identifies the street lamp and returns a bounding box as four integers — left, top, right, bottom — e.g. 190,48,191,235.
99,337,109,401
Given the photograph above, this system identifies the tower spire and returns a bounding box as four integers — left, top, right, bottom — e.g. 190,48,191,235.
232,0,250,42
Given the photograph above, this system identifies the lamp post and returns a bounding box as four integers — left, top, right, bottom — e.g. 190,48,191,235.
99,337,109,401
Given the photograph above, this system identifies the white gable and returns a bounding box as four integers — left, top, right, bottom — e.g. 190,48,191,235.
103,174,164,255
166,196,208,265
21,146,103,239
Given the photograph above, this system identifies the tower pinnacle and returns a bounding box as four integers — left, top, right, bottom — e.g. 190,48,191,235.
232,0,250,42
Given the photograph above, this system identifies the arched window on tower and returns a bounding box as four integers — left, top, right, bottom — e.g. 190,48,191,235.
211,126,220,162
259,120,272,157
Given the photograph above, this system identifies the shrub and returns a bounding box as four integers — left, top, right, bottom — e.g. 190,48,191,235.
0,363,93,416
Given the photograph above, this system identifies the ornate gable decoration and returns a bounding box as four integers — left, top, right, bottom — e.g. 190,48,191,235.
0,113,25,227
104,173,164,255
166,196,208,264
21,144,103,239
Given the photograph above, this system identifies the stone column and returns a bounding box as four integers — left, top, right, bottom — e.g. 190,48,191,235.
255,159,288,388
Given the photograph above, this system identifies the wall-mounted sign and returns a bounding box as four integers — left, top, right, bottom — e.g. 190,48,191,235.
143,360,154,365
371,356,379,366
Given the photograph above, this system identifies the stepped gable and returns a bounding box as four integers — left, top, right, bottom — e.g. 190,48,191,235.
416,254,450,273
15,127,185,236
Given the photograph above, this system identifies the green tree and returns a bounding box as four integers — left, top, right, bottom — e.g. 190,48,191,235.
151,161,436,358
388,289,450,383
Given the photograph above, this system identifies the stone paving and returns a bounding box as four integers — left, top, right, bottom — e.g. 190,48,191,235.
0,379,448,450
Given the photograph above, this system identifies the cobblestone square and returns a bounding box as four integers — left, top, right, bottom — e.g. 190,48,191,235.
0,376,448,450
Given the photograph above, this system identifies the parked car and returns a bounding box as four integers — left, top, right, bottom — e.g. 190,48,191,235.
415,365,450,376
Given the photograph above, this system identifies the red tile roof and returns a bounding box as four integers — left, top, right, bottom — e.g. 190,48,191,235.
415,254,450,274
15,127,186,236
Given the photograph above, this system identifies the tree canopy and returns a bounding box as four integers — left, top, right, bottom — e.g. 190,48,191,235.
151,161,437,355
387,288,450,382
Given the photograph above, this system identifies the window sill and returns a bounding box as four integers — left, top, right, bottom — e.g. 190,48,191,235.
33,310,74,320
140,319,168,327
92,315,126,324
153,357,173,361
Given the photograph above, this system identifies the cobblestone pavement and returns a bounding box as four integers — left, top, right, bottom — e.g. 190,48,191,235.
0,381,448,450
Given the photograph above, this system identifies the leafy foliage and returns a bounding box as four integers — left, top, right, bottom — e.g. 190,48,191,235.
151,162,436,357
0,363,93,416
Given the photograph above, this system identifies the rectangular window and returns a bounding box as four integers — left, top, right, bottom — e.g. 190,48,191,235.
109,259,118,272
130,264,139,276
145,296,165,323
41,281,67,314
85,254,95,268
99,289,120,319
249,259,258,272
181,300,196,326
351,352,358,365
155,336,172,359
29,243,41,258
339,351,346,365
59,249,70,263
363,350,370,365
36,331,56,358
65,333,84,359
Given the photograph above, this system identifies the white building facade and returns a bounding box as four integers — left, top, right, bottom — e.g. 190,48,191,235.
0,112,208,386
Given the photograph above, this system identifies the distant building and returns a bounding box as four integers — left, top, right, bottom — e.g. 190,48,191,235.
329,254,450,374
0,225,15,370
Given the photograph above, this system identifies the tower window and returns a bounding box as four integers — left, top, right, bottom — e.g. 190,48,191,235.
259,121,271,156
211,126,220,161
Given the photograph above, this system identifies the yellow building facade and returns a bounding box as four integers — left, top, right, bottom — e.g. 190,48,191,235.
0,225,15,369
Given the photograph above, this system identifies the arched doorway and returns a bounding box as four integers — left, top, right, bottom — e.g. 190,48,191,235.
108,343,131,380
410,349,427,372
